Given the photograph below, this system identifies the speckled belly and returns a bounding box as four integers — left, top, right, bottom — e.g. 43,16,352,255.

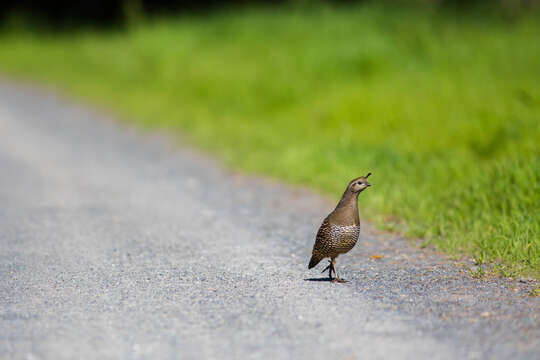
328,224,360,256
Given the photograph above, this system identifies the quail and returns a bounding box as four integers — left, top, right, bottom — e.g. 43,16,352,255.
308,173,372,283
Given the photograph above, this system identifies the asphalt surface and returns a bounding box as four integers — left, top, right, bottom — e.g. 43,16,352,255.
0,81,539,360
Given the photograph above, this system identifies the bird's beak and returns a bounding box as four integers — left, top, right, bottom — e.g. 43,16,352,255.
366,182,371,187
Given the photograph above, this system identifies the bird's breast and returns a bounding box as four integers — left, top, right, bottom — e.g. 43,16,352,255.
328,223,360,253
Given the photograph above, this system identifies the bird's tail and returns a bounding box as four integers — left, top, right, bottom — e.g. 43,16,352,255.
308,255,322,269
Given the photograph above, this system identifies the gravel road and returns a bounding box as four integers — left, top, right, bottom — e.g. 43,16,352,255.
0,81,538,360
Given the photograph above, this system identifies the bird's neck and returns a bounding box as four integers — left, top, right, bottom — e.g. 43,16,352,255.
336,189,359,208
333,190,360,225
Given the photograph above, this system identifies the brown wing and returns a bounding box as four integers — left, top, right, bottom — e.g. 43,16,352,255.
308,217,332,268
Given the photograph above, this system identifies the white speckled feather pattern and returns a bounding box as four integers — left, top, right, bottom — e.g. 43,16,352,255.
311,217,360,262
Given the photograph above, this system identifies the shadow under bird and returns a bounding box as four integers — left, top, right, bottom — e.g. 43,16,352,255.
308,173,372,283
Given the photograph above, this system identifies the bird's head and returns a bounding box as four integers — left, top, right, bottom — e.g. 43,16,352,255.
348,173,372,193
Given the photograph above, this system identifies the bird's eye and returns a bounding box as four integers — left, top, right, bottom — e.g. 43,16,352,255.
357,182,362,185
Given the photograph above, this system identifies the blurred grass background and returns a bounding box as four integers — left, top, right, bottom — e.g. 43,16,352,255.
0,2,538,277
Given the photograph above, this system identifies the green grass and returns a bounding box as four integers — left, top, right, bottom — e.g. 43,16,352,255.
0,3,538,277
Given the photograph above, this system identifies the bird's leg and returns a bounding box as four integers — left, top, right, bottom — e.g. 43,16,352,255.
330,258,348,283
321,260,334,281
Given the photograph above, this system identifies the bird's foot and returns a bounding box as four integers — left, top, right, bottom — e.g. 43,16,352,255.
319,259,346,283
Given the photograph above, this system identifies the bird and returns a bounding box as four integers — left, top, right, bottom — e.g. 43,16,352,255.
308,173,372,283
